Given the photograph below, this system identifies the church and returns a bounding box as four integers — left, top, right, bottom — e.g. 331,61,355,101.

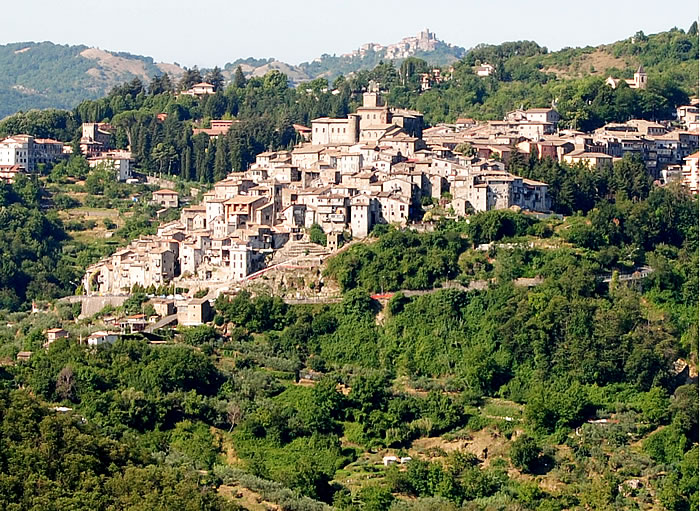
606,65,648,90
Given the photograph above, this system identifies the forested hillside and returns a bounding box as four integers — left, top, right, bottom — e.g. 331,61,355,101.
1,177,696,510
0,24,696,120
0,24,696,187
0,42,184,118
0,21,697,511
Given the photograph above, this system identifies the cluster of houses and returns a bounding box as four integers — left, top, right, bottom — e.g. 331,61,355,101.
80,122,135,181
17,327,121,362
0,122,136,183
82,89,557,296
343,29,442,60
0,134,64,181
81,86,700,297
15,295,216,362
426,101,698,190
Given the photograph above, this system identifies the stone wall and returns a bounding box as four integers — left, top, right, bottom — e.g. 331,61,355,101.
79,295,128,318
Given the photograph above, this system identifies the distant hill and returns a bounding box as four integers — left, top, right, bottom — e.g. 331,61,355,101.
0,30,463,118
0,41,185,118
221,29,464,84
0,26,696,119
297,29,465,82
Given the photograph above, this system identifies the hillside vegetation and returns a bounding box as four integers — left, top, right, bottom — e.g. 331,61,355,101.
0,179,696,510
0,24,696,119
0,41,183,118
0,23,696,511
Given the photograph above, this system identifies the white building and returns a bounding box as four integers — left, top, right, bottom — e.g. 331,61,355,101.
0,135,65,172
87,331,119,346
681,152,699,194
0,135,31,170
88,151,134,181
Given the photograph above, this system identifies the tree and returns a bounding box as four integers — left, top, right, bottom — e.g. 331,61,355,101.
178,67,203,91
510,435,541,473
180,325,219,346
213,136,228,181
309,223,327,246
55,365,76,401
297,377,343,434
149,73,173,95
611,154,651,201
454,142,475,156
169,420,218,469
123,292,148,315
358,485,395,511
152,142,177,175
233,66,247,88
205,67,225,91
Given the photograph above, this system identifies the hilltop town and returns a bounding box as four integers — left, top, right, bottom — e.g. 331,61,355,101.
339,29,463,61
1,66,697,315
0,15,697,511
68,78,699,306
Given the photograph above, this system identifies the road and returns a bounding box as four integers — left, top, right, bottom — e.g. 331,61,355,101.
145,314,178,333
600,266,653,283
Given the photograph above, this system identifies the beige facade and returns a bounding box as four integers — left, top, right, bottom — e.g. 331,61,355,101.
150,298,176,317
311,116,359,145
450,171,550,213
677,103,699,131
292,146,324,168
83,242,176,295
181,82,215,96
87,331,119,346
563,151,614,170
152,189,179,208
681,152,699,194
178,298,213,326
0,135,65,172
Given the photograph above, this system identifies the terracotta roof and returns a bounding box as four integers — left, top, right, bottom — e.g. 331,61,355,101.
224,195,264,205
568,151,613,159
292,145,325,154
312,117,352,123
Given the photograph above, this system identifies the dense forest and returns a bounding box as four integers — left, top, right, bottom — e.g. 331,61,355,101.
1,179,696,508
0,25,697,181
0,41,179,118
0,22,696,511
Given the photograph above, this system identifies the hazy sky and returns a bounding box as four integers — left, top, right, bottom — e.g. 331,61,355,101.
2,0,698,67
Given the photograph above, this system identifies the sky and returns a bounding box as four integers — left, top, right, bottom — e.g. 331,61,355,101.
1,0,698,68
